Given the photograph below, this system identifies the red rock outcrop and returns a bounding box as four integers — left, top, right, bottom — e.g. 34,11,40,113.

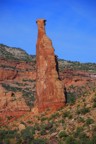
0,58,36,81
0,58,36,115
36,19,66,112
0,87,30,112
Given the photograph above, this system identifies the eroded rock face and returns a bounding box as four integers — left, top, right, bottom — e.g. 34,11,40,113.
36,19,65,112
0,68,17,81
0,58,36,81
0,58,36,113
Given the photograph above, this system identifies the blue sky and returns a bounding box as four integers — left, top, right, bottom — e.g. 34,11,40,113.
0,0,96,62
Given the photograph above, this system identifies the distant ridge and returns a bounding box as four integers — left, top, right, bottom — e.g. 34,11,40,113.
0,44,34,61
0,43,96,73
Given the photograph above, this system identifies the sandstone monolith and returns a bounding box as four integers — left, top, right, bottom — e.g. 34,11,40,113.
36,19,65,112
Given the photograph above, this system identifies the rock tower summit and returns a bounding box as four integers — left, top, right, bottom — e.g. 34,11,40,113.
36,19,65,112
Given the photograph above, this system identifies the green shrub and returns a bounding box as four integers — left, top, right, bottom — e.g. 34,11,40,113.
41,117,48,122
77,107,90,115
59,131,67,138
23,79,36,82
65,136,78,144
77,117,85,123
79,132,89,143
49,126,56,134
73,128,91,143
85,118,94,125
59,119,65,124
93,95,96,102
62,111,72,118
91,134,96,143
0,129,17,142
49,112,60,120
21,126,34,141
74,127,84,138
93,102,96,108
92,96,96,108
66,92,76,105
39,124,47,135
44,122,53,130
39,122,54,135
40,129,46,135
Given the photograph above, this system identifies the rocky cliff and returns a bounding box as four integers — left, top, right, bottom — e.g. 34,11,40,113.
0,44,36,122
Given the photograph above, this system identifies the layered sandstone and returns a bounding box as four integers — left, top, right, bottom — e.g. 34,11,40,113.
36,19,65,112
0,58,36,81
0,58,36,114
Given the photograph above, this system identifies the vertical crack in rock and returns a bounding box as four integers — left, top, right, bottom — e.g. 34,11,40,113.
36,19,66,112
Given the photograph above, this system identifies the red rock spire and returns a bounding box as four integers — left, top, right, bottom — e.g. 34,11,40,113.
36,19,46,39
36,19,65,112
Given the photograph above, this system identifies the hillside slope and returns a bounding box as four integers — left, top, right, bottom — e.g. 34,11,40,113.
0,44,34,61
0,85,96,143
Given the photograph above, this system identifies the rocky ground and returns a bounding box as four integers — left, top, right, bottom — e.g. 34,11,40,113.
0,44,96,143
